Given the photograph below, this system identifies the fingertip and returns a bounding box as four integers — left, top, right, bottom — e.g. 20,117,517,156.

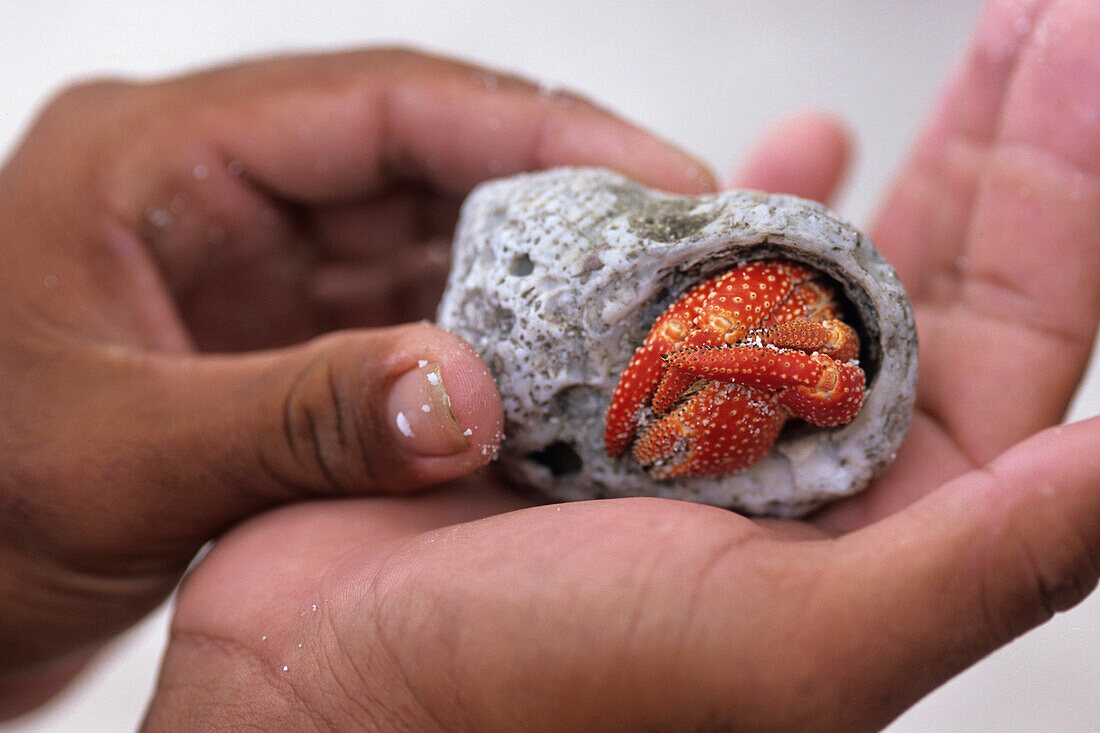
529,90,718,195
727,109,853,204
434,331,505,464
381,325,504,482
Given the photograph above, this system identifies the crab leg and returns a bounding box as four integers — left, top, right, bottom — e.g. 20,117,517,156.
665,346,865,426
605,295,703,457
742,318,860,363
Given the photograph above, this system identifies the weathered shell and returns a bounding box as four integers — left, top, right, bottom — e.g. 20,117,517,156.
437,167,917,517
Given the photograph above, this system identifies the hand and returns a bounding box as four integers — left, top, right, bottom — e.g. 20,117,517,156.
0,49,716,718
142,2,1100,730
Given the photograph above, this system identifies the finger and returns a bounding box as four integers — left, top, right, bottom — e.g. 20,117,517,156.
874,0,1100,461
725,110,852,205
45,323,503,554
9,50,717,349
822,415,1100,725
870,0,1057,287
164,48,716,203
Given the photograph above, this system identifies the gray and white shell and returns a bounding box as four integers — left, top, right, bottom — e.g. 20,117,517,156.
437,168,918,517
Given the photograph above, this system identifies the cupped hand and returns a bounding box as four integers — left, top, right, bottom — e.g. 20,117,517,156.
0,49,717,717
144,2,1100,730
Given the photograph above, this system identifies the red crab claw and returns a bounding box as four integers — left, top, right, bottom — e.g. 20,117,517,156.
631,382,786,478
604,262,817,457
665,346,865,426
604,314,695,458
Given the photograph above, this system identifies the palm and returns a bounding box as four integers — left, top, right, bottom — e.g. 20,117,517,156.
167,487,844,730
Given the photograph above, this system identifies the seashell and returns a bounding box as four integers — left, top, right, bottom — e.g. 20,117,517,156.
437,168,918,517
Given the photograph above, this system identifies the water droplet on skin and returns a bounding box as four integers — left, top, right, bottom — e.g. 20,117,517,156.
192,163,209,180
396,412,414,437
147,208,171,229
474,72,499,89
536,82,562,100
418,359,428,368
282,665,289,672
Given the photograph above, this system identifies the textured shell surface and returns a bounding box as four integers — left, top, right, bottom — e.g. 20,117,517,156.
437,167,918,517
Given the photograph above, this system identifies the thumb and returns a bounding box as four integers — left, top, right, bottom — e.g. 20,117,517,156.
76,323,503,549
824,417,1100,727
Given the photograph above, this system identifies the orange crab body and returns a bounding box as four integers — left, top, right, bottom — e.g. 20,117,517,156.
604,259,866,478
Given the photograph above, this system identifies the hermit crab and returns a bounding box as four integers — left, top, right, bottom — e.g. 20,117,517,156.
605,260,866,479
438,168,917,517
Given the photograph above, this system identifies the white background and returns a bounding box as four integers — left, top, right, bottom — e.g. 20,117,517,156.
1,1,1097,730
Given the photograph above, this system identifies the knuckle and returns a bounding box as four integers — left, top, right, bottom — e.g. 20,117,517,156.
35,78,136,134
272,343,382,496
982,503,1100,641
1014,526,1097,622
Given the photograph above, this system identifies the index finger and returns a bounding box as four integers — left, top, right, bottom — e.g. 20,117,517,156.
174,48,716,201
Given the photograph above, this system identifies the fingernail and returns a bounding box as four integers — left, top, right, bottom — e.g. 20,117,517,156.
386,362,471,456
